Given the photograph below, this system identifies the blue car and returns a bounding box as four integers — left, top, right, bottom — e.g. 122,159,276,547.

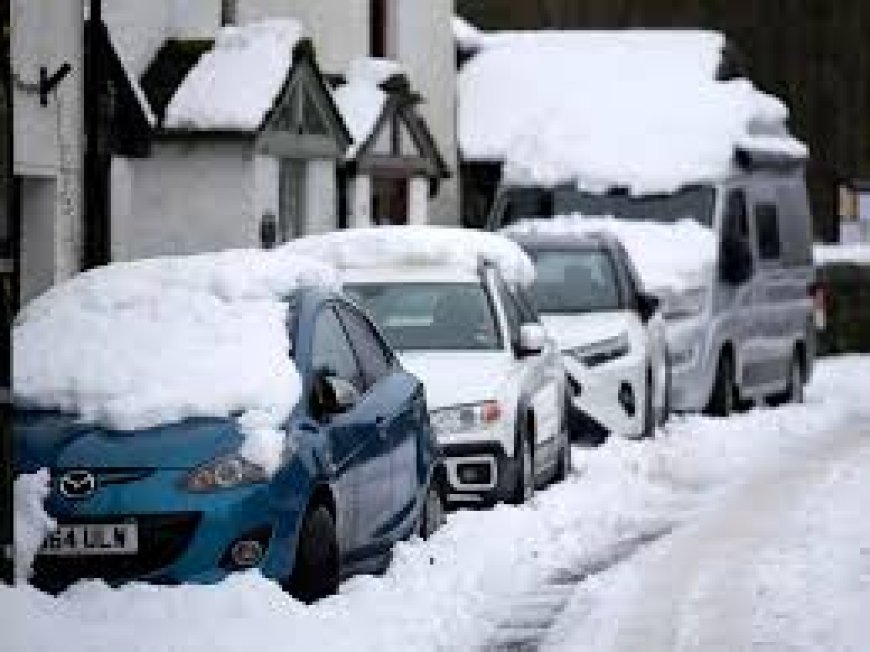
15,287,444,601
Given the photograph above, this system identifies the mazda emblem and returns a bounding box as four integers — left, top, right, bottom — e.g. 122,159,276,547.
58,470,97,499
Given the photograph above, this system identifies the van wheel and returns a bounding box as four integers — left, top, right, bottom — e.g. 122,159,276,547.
419,479,444,540
706,351,735,417
769,353,804,406
510,425,535,505
286,505,339,603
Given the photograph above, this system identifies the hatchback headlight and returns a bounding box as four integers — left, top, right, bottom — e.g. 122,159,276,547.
184,454,268,492
662,287,707,321
565,333,630,367
430,401,502,437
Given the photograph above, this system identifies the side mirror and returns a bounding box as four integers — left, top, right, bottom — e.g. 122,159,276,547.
517,323,547,357
636,291,660,323
720,233,754,285
312,370,360,420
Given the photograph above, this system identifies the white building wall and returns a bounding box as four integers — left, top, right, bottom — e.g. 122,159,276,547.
237,0,369,74
253,155,280,240
12,0,84,300
112,141,259,261
304,159,337,234
408,176,428,225
349,175,372,227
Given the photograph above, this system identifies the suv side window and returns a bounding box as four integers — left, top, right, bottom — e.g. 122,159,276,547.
311,306,366,393
754,202,782,261
335,304,393,389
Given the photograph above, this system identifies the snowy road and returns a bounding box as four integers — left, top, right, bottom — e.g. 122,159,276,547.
4,356,870,652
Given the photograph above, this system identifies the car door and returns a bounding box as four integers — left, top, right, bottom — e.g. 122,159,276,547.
335,303,422,541
310,305,392,562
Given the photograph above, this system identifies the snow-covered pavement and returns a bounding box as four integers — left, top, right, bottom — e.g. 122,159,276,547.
4,355,870,652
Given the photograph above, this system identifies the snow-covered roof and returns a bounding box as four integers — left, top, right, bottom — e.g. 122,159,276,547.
13,249,338,474
458,29,807,195
164,19,303,131
332,57,404,157
283,226,536,287
506,215,717,292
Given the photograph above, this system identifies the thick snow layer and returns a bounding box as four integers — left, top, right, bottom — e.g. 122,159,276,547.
13,249,337,474
13,470,55,582
458,30,807,194
164,19,303,131
815,242,870,266
507,215,717,292
3,356,868,651
333,57,403,157
284,226,536,287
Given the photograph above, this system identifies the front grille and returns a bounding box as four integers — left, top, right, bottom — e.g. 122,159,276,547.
33,512,201,592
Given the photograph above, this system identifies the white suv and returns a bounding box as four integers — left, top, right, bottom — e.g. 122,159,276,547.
343,261,568,505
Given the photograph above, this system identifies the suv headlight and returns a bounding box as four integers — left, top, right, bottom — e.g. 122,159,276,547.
184,454,268,492
565,333,630,367
430,400,502,437
662,287,707,321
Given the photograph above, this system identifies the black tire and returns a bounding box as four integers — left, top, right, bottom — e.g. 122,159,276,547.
419,479,444,540
286,505,339,604
510,422,535,505
554,429,572,483
706,351,735,417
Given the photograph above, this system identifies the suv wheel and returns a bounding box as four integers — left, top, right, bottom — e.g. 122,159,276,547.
286,505,339,603
706,351,735,417
510,424,535,505
419,479,444,540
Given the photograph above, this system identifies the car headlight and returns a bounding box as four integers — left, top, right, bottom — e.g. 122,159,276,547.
662,287,707,321
184,454,268,492
430,400,502,437
564,333,630,367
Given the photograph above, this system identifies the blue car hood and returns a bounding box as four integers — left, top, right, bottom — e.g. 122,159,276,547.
14,411,246,472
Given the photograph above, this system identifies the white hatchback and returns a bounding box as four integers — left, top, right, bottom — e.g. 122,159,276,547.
508,231,669,441
343,262,569,505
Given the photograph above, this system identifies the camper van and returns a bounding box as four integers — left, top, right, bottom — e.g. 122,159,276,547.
486,158,818,417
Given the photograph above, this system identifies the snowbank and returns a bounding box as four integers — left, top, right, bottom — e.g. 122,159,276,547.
13,470,56,582
506,215,717,292
284,226,536,287
332,57,403,157
814,242,870,266
164,19,303,130
458,29,806,194
3,355,868,652
13,248,337,474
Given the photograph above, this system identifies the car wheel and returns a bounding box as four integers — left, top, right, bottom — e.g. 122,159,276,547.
705,351,735,417
419,479,444,540
286,505,339,604
510,424,535,505
554,430,572,483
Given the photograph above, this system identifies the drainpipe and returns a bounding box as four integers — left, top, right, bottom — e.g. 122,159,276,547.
221,0,237,26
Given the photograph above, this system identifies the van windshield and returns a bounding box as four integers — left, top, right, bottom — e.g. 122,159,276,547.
496,184,716,229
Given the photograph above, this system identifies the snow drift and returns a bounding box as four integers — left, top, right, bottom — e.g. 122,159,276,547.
13,469,55,582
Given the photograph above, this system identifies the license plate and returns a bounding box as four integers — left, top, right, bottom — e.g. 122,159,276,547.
39,522,139,556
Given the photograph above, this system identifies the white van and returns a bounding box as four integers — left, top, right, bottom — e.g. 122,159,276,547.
487,158,817,417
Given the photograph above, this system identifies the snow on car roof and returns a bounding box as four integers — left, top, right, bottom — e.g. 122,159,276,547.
333,57,404,158
506,216,718,292
458,28,807,194
164,19,303,131
283,226,536,287
13,249,338,474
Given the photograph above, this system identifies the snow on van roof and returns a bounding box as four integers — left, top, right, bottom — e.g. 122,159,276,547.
458,28,807,195
283,226,536,287
13,249,338,474
333,57,404,157
164,19,303,131
506,215,718,292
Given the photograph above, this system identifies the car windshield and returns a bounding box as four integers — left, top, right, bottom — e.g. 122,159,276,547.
497,184,716,228
345,282,502,351
527,249,623,314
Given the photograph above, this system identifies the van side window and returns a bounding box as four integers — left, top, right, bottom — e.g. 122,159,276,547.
754,203,782,260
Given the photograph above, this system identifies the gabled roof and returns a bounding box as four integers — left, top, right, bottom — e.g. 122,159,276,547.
332,58,449,179
140,38,214,126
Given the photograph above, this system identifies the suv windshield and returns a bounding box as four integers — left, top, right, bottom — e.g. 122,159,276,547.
496,184,716,228
528,249,623,314
345,282,502,351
